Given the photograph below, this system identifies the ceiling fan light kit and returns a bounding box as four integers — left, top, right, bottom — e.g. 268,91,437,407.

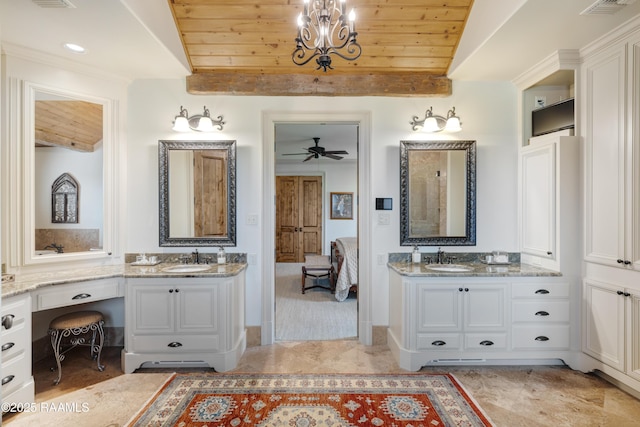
172,106,225,132
283,137,349,162
292,0,362,71
410,107,462,133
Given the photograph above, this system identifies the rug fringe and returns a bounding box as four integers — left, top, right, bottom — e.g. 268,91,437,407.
123,372,177,427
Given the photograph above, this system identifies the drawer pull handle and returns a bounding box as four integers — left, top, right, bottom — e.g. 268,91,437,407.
167,342,183,348
2,375,15,386
479,340,494,346
431,340,446,346
534,289,549,295
535,311,549,317
1,314,15,330
535,336,549,342
72,293,91,300
1,342,15,352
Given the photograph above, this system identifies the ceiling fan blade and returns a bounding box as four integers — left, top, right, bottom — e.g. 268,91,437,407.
302,154,315,162
323,153,343,160
324,150,349,155
282,153,309,156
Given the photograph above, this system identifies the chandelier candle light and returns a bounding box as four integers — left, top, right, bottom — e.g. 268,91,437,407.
292,0,362,71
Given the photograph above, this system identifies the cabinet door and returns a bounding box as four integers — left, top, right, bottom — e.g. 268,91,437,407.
132,286,174,334
583,46,627,266
416,284,462,332
583,279,625,371
626,291,640,381
521,143,555,259
464,284,507,331
176,285,220,333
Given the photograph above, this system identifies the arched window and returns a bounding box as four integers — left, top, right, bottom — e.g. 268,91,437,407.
52,173,79,223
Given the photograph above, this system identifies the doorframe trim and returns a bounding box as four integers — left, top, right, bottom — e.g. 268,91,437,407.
261,111,372,345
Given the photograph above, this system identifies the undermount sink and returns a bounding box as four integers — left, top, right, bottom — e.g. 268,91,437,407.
426,264,474,272
162,264,212,273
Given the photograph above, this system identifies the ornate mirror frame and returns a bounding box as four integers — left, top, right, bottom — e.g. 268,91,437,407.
400,140,476,246
158,140,237,247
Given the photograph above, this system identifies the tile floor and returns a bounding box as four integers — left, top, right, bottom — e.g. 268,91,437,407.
3,341,640,426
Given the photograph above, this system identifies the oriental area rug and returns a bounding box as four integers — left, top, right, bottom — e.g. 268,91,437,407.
126,373,494,426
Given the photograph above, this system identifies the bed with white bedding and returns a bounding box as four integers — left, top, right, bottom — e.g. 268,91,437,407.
332,237,357,301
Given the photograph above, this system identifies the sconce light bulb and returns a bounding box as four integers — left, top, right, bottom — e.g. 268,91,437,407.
172,116,190,132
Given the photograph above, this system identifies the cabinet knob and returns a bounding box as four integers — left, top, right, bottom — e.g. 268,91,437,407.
167,342,183,348
624,292,631,297
169,289,174,293
1,342,15,352
535,311,550,317
546,251,552,255
617,291,624,296
1,375,15,386
72,293,91,300
1,314,15,330
465,288,469,292
479,340,494,346
534,289,549,295
624,260,631,265
431,340,446,346
535,336,549,342
617,259,624,264
458,288,463,292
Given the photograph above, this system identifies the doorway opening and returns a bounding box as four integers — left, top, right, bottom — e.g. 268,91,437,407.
274,123,358,341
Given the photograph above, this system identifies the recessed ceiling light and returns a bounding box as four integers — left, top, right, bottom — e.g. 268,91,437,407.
63,42,86,54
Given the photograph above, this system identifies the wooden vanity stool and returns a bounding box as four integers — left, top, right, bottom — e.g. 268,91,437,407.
301,255,335,294
48,310,105,385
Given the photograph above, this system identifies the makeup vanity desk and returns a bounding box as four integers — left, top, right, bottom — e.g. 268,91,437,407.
1,263,247,407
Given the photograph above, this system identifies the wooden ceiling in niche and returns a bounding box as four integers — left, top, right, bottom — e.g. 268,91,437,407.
35,101,103,152
168,0,474,96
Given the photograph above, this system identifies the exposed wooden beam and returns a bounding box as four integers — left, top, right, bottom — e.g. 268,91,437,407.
186,72,452,96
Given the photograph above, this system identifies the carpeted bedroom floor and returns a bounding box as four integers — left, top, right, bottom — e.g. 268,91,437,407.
275,262,357,341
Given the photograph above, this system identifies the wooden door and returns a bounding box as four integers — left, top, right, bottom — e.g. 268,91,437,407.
276,176,322,262
194,150,227,237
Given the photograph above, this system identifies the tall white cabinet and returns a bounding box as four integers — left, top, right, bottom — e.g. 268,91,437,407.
580,20,640,394
519,130,579,272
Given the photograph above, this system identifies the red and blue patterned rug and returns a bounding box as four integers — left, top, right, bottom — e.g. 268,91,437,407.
127,373,494,426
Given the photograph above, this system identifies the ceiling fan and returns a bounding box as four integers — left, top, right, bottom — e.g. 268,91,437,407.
283,137,349,162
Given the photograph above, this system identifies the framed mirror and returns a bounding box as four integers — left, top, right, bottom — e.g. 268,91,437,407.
18,82,115,266
159,140,236,247
400,140,476,246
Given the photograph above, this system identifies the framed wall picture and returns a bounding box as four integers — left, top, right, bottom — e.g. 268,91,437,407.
330,192,353,219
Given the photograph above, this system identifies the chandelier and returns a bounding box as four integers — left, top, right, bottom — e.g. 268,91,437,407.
292,0,362,72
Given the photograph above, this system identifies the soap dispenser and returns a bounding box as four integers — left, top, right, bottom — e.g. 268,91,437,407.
217,247,226,264
412,246,421,264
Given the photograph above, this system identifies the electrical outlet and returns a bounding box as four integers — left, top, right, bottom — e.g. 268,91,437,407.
377,253,387,265
248,254,257,265
246,214,258,225
378,213,390,225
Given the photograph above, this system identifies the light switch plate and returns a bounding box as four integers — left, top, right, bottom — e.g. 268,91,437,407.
246,214,258,225
378,212,390,225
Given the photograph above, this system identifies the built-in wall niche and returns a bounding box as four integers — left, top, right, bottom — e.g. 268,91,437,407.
11,82,116,266
522,70,575,144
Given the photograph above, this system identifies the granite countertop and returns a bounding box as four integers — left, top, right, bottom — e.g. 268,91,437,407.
2,263,248,298
388,261,562,277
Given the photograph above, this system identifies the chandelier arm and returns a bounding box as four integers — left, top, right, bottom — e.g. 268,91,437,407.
293,43,323,66
328,39,361,61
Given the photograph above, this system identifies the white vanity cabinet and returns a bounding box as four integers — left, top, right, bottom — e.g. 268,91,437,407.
388,268,577,371
1,293,35,407
123,274,246,373
519,131,579,272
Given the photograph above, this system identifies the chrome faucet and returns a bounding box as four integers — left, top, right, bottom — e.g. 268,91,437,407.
43,243,64,254
436,247,445,264
192,249,200,264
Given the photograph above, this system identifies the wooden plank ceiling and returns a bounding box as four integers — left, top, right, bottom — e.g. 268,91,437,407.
35,101,103,152
168,0,474,96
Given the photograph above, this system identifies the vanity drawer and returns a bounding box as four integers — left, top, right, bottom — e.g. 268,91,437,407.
416,333,461,350
511,325,570,350
2,294,30,334
464,333,508,350
32,278,122,311
131,334,221,353
512,282,569,298
1,350,31,397
512,300,570,323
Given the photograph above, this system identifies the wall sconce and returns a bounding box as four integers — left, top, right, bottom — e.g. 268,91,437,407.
410,107,462,132
172,106,225,132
